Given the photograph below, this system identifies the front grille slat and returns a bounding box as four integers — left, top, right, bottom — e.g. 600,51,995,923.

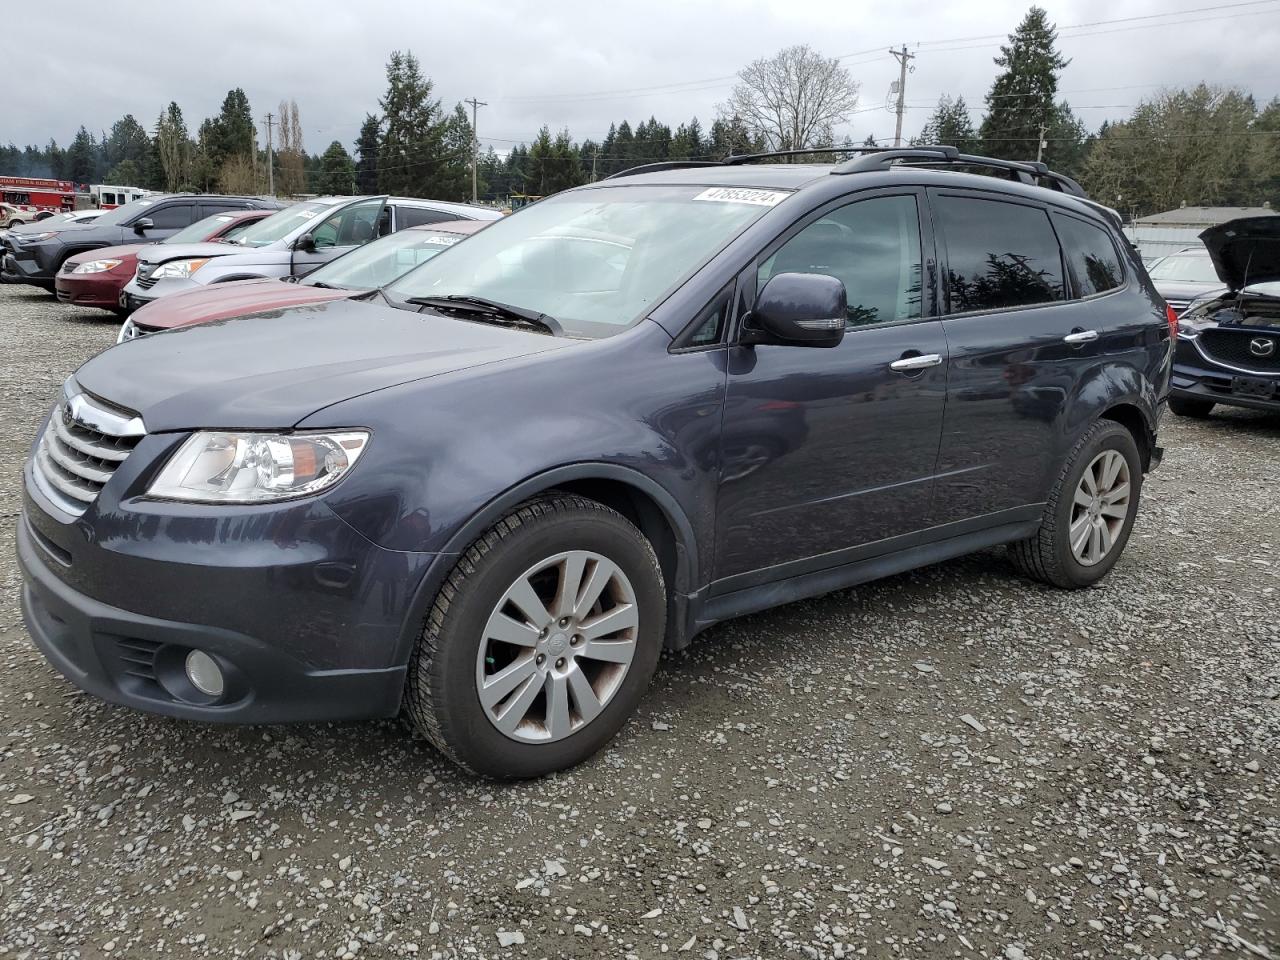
31,392,145,517
1198,329,1280,373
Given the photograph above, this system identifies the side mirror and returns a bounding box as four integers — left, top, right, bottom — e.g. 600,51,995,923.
132,217,154,234
743,272,847,348
294,233,316,253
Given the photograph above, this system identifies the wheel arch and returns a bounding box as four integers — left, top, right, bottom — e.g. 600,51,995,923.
1069,361,1161,472
393,464,701,665
1099,402,1155,471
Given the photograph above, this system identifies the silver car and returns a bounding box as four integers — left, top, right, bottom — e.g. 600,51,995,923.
120,195,502,311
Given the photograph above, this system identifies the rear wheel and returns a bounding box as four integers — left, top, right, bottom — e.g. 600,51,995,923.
1010,420,1143,589
404,494,666,779
1168,396,1214,419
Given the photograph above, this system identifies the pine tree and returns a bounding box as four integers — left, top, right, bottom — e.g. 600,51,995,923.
211,88,255,165
914,96,977,151
317,141,356,195
355,114,381,194
435,104,475,201
104,115,151,181
66,127,97,183
377,51,450,197
979,7,1070,163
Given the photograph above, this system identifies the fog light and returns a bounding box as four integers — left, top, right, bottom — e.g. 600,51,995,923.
185,650,224,697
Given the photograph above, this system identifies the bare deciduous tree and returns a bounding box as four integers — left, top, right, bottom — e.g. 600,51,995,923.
719,45,860,152
276,100,308,197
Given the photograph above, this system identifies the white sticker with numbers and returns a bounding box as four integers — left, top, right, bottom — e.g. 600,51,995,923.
692,187,789,207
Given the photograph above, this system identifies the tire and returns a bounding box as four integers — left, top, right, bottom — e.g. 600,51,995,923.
1009,420,1143,589
8,219,23,228
1168,396,1214,419
404,493,666,779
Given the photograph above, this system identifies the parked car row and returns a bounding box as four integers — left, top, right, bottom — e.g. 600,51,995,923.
1,192,503,333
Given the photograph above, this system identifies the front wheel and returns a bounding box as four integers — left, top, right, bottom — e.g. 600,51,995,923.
404,494,666,779
1009,420,1143,588
1168,396,1214,419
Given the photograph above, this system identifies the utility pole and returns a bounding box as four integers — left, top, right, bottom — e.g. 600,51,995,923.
1036,121,1048,163
262,112,275,196
464,97,487,205
889,45,915,148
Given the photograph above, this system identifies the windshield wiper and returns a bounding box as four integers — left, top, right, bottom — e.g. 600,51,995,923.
306,280,346,290
403,294,563,336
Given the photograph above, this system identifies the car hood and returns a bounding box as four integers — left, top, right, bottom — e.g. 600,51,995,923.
1199,216,1280,292
74,297,571,431
64,242,148,266
1153,279,1224,303
131,278,351,330
136,241,245,266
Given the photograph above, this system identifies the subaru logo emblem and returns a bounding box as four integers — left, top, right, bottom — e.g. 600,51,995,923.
1250,337,1276,358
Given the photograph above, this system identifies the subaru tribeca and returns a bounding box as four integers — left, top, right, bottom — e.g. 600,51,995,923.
17,147,1172,779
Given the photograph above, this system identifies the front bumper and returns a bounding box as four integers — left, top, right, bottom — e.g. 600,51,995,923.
1,241,58,285
122,275,200,309
1172,337,1280,413
18,461,441,723
55,269,130,309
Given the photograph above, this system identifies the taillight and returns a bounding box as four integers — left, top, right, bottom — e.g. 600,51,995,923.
1165,303,1178,337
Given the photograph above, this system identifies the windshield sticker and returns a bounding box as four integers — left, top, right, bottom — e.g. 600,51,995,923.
421,235,460,245
295,209,317,219
693,187,788,207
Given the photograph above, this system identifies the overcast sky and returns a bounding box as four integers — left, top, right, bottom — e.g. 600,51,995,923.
8,0,1280,157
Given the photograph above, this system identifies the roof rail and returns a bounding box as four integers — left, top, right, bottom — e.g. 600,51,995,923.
603,160,725,180
836,145,1087,199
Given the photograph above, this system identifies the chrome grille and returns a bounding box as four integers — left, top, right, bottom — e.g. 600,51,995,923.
1197,328,1280,373
32,392,145,516
134,262,158,290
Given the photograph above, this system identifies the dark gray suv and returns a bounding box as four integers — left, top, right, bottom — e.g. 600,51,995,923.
17,147,1173,778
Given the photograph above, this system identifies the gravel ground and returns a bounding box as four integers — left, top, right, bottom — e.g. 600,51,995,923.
0,283,1276,960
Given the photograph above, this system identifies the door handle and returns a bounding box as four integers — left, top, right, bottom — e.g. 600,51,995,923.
1063,329,1099,344
889,353,943,372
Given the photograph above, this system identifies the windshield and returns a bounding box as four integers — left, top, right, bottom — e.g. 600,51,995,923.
1149,253,1219,284
385,184,785,337
165,213,241,245
305,228,469,290
229,200,336,248
90,196,159,228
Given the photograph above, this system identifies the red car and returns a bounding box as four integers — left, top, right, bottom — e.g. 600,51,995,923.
119,219,489,341
55,209,275,311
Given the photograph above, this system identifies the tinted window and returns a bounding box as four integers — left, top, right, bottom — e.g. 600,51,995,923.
684,284,734,347
147,203,196,229
396,206,459,228
758,195,923,328
936,195,1065,313
1053,214,1124,296
312,199,383,249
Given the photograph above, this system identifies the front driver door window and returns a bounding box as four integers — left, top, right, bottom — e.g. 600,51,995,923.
293,198,386,276
713,192,950,590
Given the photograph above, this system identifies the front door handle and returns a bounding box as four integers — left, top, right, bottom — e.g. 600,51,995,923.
889,353,943,372
1063,329,1099,344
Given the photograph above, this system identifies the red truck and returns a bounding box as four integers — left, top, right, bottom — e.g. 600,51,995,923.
0,176,86,226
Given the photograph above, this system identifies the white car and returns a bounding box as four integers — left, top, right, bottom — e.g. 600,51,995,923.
121,195,502,310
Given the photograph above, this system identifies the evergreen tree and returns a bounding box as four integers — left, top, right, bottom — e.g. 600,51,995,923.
914,96,978,151
436,103,475,201
317,141,356,195
377,50,450,197
154,102,191,192
104,115,151,181
355,114,381,194
670,118,705,160
66,127,97,183
978,7,1071,163
211,88,255,166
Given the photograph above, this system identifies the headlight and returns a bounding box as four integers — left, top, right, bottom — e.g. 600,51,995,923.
116,319,138,344
72,258,123,274
151,257,211,280
1176,316,1214,339
15,231,54,242
148,430,370,503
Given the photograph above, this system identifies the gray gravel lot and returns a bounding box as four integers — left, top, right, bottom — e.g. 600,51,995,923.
0,283,1277,960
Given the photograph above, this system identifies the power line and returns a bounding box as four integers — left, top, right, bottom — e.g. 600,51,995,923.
889,46,916,148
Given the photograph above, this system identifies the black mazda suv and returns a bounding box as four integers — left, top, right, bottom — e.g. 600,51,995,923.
1170,217,1280,418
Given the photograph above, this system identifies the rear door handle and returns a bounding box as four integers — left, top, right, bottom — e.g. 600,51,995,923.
889,353,943,372
1063,329,1099,344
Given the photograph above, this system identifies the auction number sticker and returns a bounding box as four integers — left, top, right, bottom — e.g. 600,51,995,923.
692,187,789,207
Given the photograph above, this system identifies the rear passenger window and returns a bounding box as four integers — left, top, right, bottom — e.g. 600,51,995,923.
397,207,458,228
1053,214,1124,297
935,195,1065,313
148,204,196,229
758,195,923,328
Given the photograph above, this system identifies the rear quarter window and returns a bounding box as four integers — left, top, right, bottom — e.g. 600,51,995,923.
934,194,1066,313
1052,213,1125,297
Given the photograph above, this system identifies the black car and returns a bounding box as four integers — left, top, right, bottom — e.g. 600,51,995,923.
18,147,1172,779
1170,217,1280,418
1,193,282,289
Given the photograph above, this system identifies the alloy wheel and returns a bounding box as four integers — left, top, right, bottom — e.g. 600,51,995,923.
475,550,639,743
1069,449,1131,567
